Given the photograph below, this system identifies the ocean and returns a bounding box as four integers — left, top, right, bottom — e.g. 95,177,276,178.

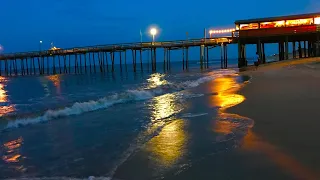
0,59,253,180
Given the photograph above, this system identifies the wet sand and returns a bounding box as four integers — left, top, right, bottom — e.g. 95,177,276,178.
227,57,320,179
112,58,320,180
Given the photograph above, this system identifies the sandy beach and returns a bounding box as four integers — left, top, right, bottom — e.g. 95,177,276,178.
227,58,320,179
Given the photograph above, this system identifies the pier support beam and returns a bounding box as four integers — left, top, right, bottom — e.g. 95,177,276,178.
238,41,246,67
298,41,302,58
316,33,320,57
285,36,289,60
304,41,307,58
200,45,205,69
292,42,296,59
308,41,312,57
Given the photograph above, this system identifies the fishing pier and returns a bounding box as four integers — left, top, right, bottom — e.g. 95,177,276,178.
0,38,232,76
1,12,320,76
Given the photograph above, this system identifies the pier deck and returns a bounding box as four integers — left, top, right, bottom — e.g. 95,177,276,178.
0,37,234,76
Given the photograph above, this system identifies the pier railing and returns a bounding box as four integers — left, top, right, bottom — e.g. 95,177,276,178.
0,37,234,60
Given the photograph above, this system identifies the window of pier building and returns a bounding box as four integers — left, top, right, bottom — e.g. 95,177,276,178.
315,17,320,24
285,18,313,27
260,20,285,28
235,24,240,30
240,23,259,30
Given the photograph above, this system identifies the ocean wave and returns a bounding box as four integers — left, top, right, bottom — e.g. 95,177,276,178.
3,69,237,130
181,113,208,118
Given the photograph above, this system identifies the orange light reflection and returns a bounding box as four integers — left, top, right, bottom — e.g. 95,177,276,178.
243,130,319,180
2,137,23,163
209,76,319,179
46,74,61,95
0,76,15,116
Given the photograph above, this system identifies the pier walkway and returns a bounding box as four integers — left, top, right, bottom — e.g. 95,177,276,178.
0,37,234,76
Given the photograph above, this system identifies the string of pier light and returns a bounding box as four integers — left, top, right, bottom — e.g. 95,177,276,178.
209,28,236,37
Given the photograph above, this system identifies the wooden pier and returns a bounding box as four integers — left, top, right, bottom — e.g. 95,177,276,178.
0,38,233,76
2,12,320,76
234,12,320,67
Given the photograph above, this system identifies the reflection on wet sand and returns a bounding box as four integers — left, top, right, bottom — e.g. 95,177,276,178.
146,85,187,166
0,76,15,116
209,77,249,136
210,76,318,179
243,130,319,180
1,137,26,173
209,77,245,110
146,119,186,166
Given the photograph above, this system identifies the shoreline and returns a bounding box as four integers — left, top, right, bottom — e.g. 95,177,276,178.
227,57,320,179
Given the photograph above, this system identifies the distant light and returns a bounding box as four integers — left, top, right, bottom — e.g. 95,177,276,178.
40,40,42,43
0,45,3,52
150,28,157,36
209,28,235,34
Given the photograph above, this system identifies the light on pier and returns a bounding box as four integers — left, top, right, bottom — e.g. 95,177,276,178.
150,27,158,43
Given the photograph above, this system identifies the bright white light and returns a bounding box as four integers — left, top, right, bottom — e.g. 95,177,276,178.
0,45,3,53
315,17,320,25
209,30,213,34
150,28,157,36
40,40,42,43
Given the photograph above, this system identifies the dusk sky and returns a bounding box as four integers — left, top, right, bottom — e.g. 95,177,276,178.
1,0,319,54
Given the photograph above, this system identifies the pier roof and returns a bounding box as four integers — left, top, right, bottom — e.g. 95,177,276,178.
235,12,320,24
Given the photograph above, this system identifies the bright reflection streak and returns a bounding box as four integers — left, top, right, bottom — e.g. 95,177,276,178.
46,74,61,95
151,93,179,121
209,77,245,110
209,76,250,144
146,73,168,89
0,76,15,116
2,137,23,163
146,119,186,166
146,92,186,166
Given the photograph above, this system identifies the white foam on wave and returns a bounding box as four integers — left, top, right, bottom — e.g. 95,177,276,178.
182,69,237,88
4,89,164,130
3,69,238,130
181,113,208,118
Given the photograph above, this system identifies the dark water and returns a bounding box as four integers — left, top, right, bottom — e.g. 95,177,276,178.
0,60,252,180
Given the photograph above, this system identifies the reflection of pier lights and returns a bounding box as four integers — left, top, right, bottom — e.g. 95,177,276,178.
146,93,186,166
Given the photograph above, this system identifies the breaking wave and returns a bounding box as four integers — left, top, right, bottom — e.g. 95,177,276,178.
3,69,237,130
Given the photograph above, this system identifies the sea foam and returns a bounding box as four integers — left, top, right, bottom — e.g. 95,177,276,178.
3,69,237,130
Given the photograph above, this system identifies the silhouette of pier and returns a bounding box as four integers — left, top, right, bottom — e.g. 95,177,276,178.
0,38,233,76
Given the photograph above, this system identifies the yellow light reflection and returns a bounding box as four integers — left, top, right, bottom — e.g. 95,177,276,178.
2,137,23,163
46,74,61,95
151,93,179,121
146,119,186,166
209,77,245,110
146,73,168,89
145,92,186,167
